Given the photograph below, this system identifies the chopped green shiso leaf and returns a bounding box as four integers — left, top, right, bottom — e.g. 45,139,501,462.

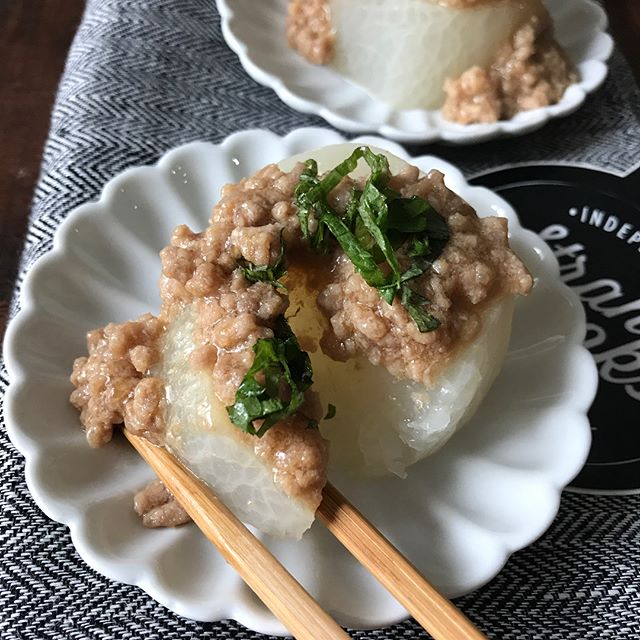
237,235,288,291
294,146,450,331
226,316,315,437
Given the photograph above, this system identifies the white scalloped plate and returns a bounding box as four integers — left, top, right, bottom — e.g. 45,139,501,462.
3,128,597,635
216,0,613,144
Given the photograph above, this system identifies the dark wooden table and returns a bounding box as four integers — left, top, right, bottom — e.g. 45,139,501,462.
0,1,639,344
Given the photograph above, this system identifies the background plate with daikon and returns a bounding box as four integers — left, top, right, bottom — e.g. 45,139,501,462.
216,0,612,144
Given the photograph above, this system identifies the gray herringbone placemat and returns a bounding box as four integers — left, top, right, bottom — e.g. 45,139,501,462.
1,1,639,638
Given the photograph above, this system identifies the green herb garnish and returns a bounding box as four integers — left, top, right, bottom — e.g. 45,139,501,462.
400,286,441,333
238,236,287,291
294,146,450,332
226,316,314,437
306,403,338,430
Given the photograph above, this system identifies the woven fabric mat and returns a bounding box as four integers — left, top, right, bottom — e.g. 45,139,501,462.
1,1,639,638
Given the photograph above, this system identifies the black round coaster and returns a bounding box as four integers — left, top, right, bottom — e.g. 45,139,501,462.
471,164,640,493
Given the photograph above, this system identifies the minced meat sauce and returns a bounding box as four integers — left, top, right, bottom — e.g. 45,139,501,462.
442,14,577,124
134,480,190,528
286,0,576,123
286,0,334,66
315,166,532,385
70,157,532,526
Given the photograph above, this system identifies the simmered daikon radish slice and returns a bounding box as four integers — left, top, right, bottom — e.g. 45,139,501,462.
328,0,546,109
289,286,513,477
281,143,529,476
158,306,327,539
71,142,531,539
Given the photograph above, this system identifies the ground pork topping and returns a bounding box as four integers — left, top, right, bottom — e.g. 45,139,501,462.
70,314,164,447
134,480,191,528
443,13,577,124
254,412,329,498
159,166,302,406
287,0,335,65
70,160,329,512
317,169,532,386
72,157,531,430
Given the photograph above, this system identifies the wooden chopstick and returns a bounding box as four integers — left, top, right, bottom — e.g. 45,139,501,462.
124,430,349,640
126,429,486,640
318,483,487,640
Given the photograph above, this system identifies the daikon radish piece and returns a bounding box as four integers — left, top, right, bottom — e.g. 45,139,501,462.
281,143,526,476
287,0,547,110
157,306,326,539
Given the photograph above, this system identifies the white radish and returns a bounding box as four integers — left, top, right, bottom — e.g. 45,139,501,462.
158,306,321,539
327,0,546,109
282,144,517,476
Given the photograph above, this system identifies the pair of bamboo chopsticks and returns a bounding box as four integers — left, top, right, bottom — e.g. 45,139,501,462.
125,430,487,640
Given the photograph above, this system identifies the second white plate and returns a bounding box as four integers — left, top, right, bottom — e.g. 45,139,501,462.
216,0,613,144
